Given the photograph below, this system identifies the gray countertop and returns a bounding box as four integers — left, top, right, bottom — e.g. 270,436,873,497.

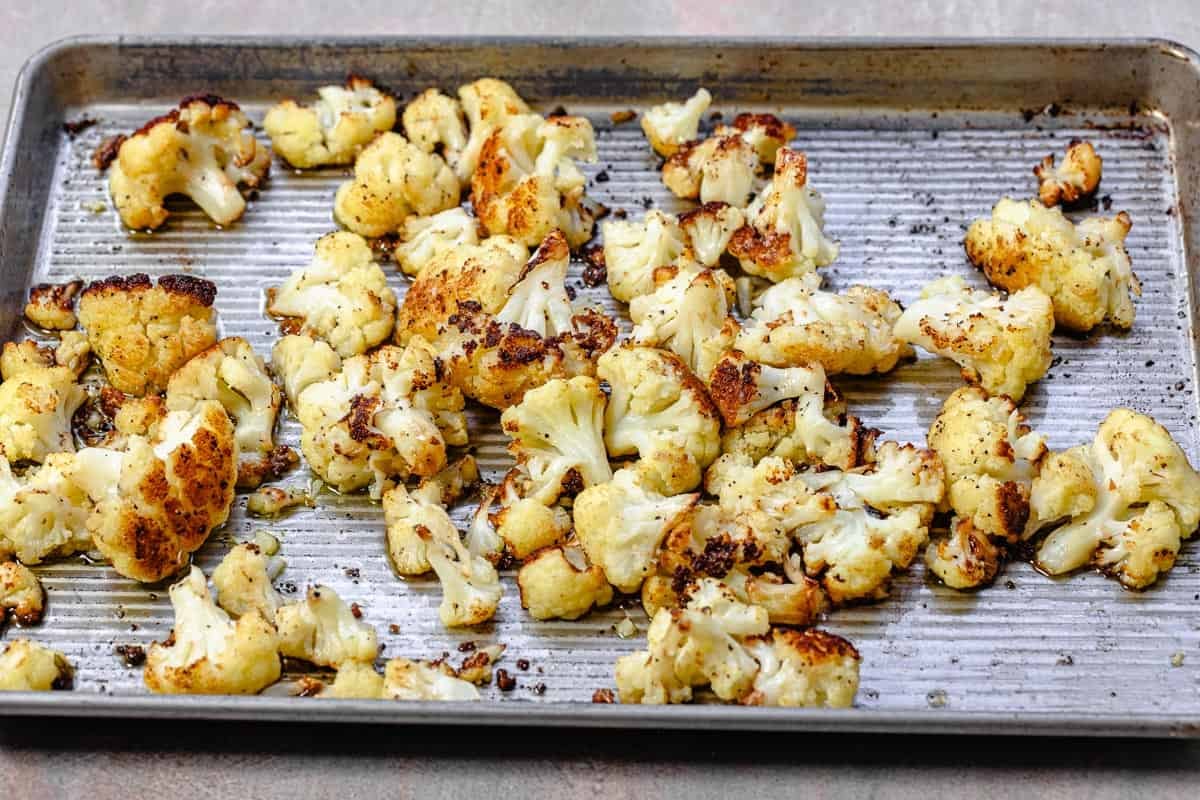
3,2,1200,797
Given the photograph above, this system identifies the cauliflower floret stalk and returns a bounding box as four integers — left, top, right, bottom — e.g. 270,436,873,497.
517,543,614,620
640,87,712,157
599,345,722,495
422,515,503,627
471,114,599,247
384,455,479,576
794,441,945,604
500,376,612,505
965,198,1139,331
0,453,95,565
0,346,86,463
263,75,396,168
740,628,860,708
495,229,575,337
77,273,218,396
678,202,745,266
728,148,839,282
295,338,467,497
0,560,45,625
1034,139,1102,208
736,272,913,376
334,131,460,238
144,567,280,695
393,207,481,277
662,131,758,207
108,94,270,230
276,585,379,668
457,78,532,187
0,640,73,691
402,88,470,180
602,210,689,303
270,334,342,410
212,542,285,620
925,387,1047,589
268,231,398,358
629,267,740,382
1027,408,1200,589
893,275,1054,402
465,482,504,564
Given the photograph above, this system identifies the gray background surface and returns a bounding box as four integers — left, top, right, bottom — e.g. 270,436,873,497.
3,1,1200,797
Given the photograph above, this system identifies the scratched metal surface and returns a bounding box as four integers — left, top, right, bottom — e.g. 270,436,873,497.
2,39,1199,734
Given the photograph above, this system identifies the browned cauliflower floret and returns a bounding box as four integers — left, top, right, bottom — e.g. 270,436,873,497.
601,210,689,303
678,202,746,266
0,640,72,691
730,113,797,165
384,456,479,576
0,452,94,565
0,560,45,625
393,207,481,277
739,628,860,708
77,273,218,396
1034,139,1102,208
402,88,469,180
640,88,711,157
517,544,613,620
276,585,378,668
457,78,531,186
212,542,284,620
965,198,1138,331
0,345,85,463
629,266,740,382
662,131,758,206
270,334,341,410
24,280,81,330
263,75,396,168
108,95,270,230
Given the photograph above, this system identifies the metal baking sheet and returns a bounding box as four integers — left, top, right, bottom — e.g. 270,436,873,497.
2,36,1200,737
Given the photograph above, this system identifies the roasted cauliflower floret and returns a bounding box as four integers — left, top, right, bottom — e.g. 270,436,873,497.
402,88,469,180
678,202,745,266
144,567,279,694
926,517,1005,590
574,467,699,593
458,78,532,186
709,350,835,428
423,518,503,627
894,275,1054,402
737,272,911,376
1028,408,1200,589
295,339,466,496
77,273,217,396
24,280,81,330
517,544,613,620
629,267,739,382
494,229,575,337
264,76,396,168
602,210,689,303
0,640,72,691
730,113,797,165
491,488,573,561
0,351,85,463
393,207,481,277
640,87,712,158
705,454,836,535
108,94,270,230
1034,139,1102,208
333,131,459,238
662,132,758,206
268,232,397,357
0,453,95,565
471,113,598,247
0,560,45,625
383,480,459,576
599,345,721,495
382,657,481,701
212,542,284,619
740,628,859,708
728,148,838,282
270,334,342,410
500,376,612,505
965,198,1138,331
276,585,378,668
1,337,88,381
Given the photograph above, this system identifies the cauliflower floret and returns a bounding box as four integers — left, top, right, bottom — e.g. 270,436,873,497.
740,628,859,708
574,467,699,593
383,657,481,701
602,210,689,303
491,491,572,561
394,207,481,277
709,350,831,428
320,660,387,699
499,376,612,505
403,89,469,174
925,517,1005,590
662,132,758,206
704,454,836,535
0,640,72,691
144,567,279,694
517,544,613,620
457,78,531,186
728,148,838,282
212,542,284,619
0,453,95,564
77,400,239,583
629,267,739,382
166,337,285,487
263,76,396,168
730,113,797,164
268,232,397,358
658,501,791,580
495,229,575,337
423,518,503,627
736,272,912,376
334,131,459,238
0,560,45,625
465,483,504,563
678,202,745,266
24,280,81,330
599,345,721,495
1034,139,1102,208
108,94,270,230
471,114,598,247
246,484,314,516
0,352,84,463
383,481,458,576
1028,408,1200,589
77,273,217,396
296,339,466,496
640,88,712,157
893,275,1054,402
276,585,378,668
1,337,88,381
270,336,341,416
965,198,1138,331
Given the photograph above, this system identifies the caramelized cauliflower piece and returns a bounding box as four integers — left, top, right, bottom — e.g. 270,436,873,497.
740,628,859,708
0,560,45,625
709,350,832,428
0,348,85,463
1034,139,1102,208
263,76,396,168
457,78,532,186
144,566,280,695
1028,408,1200,589
640,88,711,157
393,207,481,277
402,88,469,179
212,542,284,620
333,132,459,237
704,454,836,535
894,275,1054,402
268,232,397,357
276,585,378,668
965,198,1138,331
629,266,739,382
602,210,689,303
0,640,72,691
494,229,575,337
662,131,758,206
270,334,341,409
382,657,481,701
108,94,270,230
517,544,613,620
678,202,745,266
423,516,503,627
728,148,838,282
0,453,94,564
731,113,797,165
77,273,217,396
24,280,81,330
383,478,460,576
